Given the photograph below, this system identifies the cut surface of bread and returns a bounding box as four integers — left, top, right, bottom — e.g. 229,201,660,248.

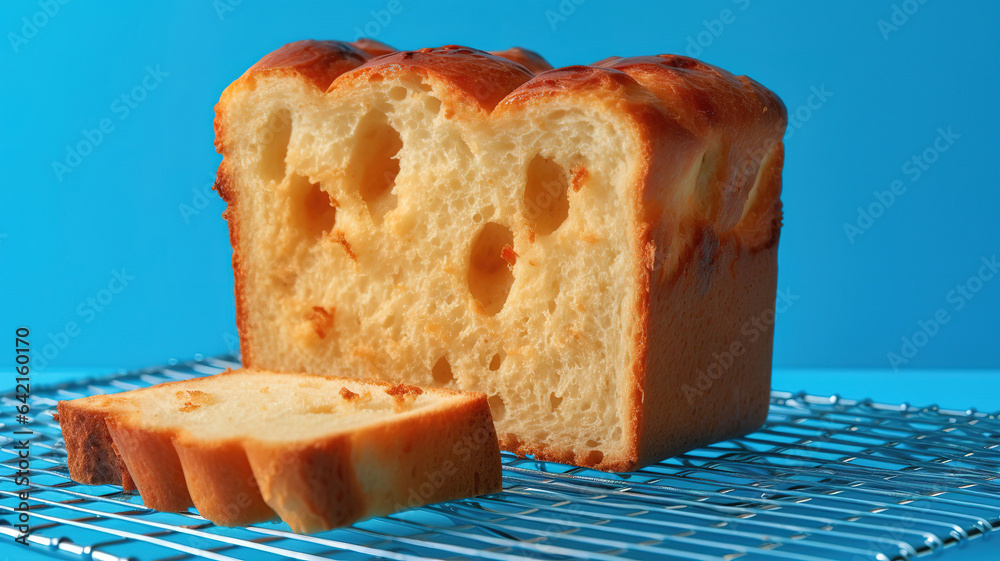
57,369,501,533
214,40,786,471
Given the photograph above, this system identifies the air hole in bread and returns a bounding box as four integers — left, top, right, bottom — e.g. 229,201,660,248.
585,450,604,465
432,356,454,385
423,95,442,114
306,306,335,339
349,110,401,223
259,108,292,183
488,395,506,421
549,392,562,410
585,439,601,448
549,392,562,411
488,351,505,371
388,86,407,101
468,222,515,315
288,173,337,241
524,154,569,236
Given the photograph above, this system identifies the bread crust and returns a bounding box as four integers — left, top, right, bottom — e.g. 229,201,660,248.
214,42,786,472
344,46,534,114
105,421,194,512
172,438,276,526
489,47,554,74
56,401,135,491
57,370,501,533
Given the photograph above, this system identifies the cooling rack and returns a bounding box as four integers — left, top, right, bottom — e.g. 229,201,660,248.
1,356,997,561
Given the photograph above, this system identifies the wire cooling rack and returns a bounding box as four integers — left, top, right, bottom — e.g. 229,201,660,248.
1,356,998,561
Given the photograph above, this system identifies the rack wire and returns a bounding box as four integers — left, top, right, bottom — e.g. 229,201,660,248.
1,356,998,561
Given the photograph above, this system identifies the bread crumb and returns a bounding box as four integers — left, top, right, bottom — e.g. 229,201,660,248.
385,383,423,399
334,231,356,261
307,306,335,339
501,244,518,267
340,387,358,401
176,390,214,405
571,166,589,192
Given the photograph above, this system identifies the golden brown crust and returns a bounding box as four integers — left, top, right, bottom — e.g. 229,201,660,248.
350,38,397,58
172,438,276,525
56,401,136,491
596,55,786,234
215,165,256,366
343,46,534,113
105,420,194,512
735,142,785,250
489,47,554,74
249,40,371,92
244,436,365,532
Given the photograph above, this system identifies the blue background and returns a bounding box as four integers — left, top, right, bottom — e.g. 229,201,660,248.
1,0,998,375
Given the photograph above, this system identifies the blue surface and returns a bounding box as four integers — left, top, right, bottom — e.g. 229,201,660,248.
1,3,997,372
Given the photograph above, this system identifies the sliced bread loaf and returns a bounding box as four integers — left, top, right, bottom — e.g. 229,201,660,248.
57,368,501,533
214,40,786,471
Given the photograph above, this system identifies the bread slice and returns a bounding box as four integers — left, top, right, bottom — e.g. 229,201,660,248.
56,368,501,533
214,40,786,471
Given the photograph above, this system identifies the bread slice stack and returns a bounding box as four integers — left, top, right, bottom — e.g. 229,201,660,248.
57,368,500,533
214,40,786,471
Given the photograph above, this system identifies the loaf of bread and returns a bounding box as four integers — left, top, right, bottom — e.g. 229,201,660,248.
56,369,501,533
214,40,786,471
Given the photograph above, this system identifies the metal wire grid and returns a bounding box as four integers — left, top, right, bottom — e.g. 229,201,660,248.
0,357,997,561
